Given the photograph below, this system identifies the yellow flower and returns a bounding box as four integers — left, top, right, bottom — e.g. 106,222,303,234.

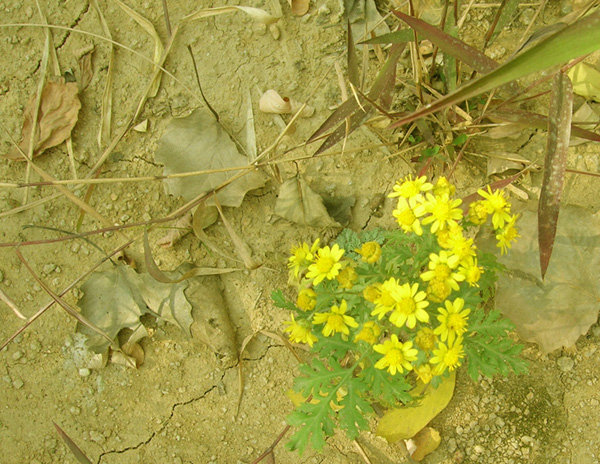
393,196,425,235
415,327,437,352
355,241,382,263
284,314,317,346
477,186,512,229
371,277,402,320
312,300,358,337
432,176,456,198
336,266,358,289
388,282,430,329
373,334,418,375
496,214,520,255
446,228,476,262
419,193,463,233
425,278,453,303
389,175,433,199
354,321,381,345
430,337,465,375
297,288,317,311
414,363,434,384
306,244,345,285
458,256,483,287
468,200,488,225
434,298,470,344
363,283,382,303
287,239,319,277
420,251,465,291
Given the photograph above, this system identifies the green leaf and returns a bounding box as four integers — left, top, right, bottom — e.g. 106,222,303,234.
337,377,372,439
271,289,297,311
464,308,528,380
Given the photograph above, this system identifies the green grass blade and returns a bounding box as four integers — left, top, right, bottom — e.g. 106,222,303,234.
359,29,413,45
486,0,520,46
347,20,360,89
53,422,93,464
538,72,573,279
389,9,600,129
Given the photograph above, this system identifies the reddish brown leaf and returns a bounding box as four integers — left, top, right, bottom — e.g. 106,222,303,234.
393,10,498,74
538,72,573,279
5,79,81,160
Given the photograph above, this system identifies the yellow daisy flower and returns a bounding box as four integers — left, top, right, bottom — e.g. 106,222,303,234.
389,175,433,199
468,200,488,225
312,300,358,337
430,337,465,375
419,193,463,233
420,251,465,291
354,321,382,345
446,228,476,262
388,282,430,329
458,256,483,287
297,288,317,311
425,277,453,303
434,298,470,344
496,214,520,255
287,239,319,277
415,327,437,352
414,363,434,384
477,186,512,229
363,283,382,303
373,334,418,375
284,314,318,346
371,277,402,320
432,176,456,198
336,266,357,289
393,196,426,235
355,241,382,263
306,244,345,285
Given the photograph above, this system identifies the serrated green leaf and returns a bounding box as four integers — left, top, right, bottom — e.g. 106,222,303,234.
338,378,372,439
271,289,297,311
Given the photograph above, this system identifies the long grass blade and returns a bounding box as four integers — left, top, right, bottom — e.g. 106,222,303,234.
393,10,498,74
490,107,600,142
347,20,360,89
389,9,600,129
538,72,573,279
114,0,164,97
359,29,413,45
485,0,520,46
53,422,93,464
310,43,405,154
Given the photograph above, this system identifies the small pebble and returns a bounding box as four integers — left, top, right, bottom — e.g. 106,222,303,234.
79,368,91,377
42,264,56,275
557,356,574,372
13,379,24,389
12,350,23,361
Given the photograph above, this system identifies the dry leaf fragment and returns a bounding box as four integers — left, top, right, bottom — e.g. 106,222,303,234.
274,175,340,228
568,61,600,102
259,89,314,117
155,108,267,207
6,79,81,160
74,45,94,91
409,427,441,461
289,0,309,16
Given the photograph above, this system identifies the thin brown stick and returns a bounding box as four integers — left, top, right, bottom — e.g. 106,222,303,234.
161,0,172,36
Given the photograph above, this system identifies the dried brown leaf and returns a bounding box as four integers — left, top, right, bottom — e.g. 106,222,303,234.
538,72,573,278
6,79,81,160
75,45,94,91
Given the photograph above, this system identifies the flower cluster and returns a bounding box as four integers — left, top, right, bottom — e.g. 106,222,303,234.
276,175,527,454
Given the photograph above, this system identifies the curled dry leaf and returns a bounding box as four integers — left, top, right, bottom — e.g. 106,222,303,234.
74,45,94,91
5,79,81,160
568,61,600,102
259,89,314,117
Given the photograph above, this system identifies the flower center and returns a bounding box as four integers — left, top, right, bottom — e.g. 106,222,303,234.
387,348,405,365
447,313,466,332
398,208,416,226
316,256,334,274
443,349,460,368
397,297,416,315
327,313,345,332
433,264,452,280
